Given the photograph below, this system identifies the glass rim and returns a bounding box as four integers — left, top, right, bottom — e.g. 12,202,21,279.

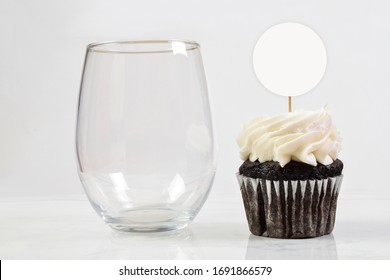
87,39,200,54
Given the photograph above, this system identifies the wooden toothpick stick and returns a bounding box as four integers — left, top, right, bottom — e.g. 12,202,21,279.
288,96,292,112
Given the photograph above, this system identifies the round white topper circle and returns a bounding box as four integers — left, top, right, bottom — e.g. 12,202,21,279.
253,22,327,97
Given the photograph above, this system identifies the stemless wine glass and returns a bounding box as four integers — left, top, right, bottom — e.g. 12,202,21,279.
76,40,216,232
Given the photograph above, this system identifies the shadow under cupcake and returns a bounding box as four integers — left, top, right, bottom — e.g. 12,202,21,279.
236,108,344,239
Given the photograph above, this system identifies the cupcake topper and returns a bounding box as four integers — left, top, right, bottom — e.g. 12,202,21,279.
253,23,327,112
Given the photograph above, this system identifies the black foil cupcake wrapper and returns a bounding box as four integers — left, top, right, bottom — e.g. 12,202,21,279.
237,174,343,238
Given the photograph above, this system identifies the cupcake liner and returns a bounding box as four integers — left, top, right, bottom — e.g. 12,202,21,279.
237,174,343,238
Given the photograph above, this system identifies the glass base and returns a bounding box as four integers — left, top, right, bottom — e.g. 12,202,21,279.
102,207,194,232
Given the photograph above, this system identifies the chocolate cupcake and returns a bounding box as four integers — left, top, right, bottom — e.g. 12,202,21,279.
236,108,344,238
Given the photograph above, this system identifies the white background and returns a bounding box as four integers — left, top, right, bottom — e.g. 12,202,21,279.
2,0,390,261
1,0,390,199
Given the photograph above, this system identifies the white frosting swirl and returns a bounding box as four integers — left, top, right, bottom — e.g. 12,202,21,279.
237,108,341,167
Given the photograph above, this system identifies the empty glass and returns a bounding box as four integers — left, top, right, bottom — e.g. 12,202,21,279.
76,40,216,232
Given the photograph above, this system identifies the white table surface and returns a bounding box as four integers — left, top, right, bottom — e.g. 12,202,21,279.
1,190,389,260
